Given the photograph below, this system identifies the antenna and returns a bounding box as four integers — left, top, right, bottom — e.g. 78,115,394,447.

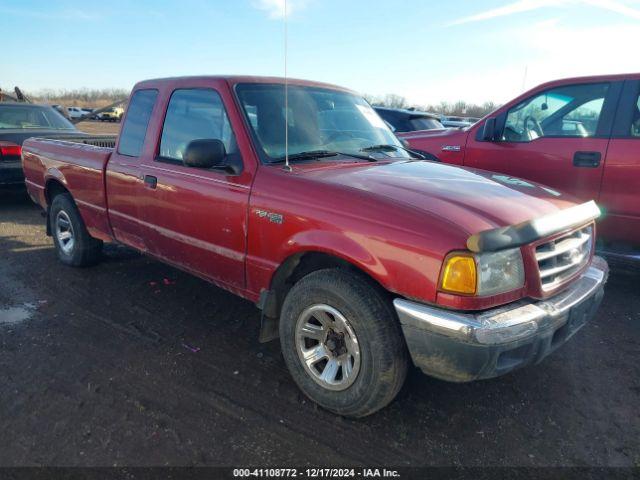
283,0,291,171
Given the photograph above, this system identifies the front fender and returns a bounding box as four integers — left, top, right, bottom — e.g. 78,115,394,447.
246,223,443,307
279,229,385,279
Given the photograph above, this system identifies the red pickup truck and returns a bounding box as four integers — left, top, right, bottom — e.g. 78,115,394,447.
400,73,640,261
22,76,608,417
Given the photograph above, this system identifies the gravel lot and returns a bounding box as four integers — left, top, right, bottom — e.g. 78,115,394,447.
0,188,638,467
75,120,121,136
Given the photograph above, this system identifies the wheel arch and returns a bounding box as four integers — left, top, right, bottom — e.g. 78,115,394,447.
44,178,71,205
43,178,71,236
260,249,391,322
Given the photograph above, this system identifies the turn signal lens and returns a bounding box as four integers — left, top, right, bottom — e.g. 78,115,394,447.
441,255,477,295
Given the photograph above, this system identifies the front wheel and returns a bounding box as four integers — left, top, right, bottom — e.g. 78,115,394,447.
50,193,103,267
279,269,408,417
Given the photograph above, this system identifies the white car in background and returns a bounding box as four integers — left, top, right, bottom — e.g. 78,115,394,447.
66,106,86,119
440,115,474,129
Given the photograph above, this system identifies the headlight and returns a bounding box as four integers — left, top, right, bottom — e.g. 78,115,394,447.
440,248,525,296
476,248,525,295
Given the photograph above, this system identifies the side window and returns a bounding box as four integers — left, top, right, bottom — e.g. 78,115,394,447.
159,89,238,164
503,83,609,142
398,119,414,133
375,110,391,124
632,92,640,137
375,111,400,132
117,89,158,157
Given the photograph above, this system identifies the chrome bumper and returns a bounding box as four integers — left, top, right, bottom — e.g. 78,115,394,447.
394,256,608,382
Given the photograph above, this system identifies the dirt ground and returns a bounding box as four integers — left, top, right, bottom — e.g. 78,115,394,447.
76,120,121,136
0,188,639,467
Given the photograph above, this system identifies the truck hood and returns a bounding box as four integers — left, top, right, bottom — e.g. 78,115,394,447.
297,160,580,236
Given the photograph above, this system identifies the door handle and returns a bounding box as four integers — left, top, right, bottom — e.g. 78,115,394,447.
573,151,601,168
144,175,158,189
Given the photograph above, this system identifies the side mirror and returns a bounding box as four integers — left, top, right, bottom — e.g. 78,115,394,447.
481,117,498,142
184,139,226,169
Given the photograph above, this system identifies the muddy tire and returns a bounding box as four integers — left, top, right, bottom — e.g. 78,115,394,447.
50,193,102,267
279,269,408,417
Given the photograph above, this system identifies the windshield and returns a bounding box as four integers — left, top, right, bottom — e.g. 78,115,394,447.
0,105,76,130
236,84,411,163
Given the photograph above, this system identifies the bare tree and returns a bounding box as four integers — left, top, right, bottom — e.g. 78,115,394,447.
27,88,130,108
366,94,499,118
383,94,409,109
366,93,409,109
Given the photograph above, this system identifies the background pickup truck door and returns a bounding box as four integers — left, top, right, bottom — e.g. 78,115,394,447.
138,86,253,291
464,81,623,202
105,89,159,251
598,80,640,248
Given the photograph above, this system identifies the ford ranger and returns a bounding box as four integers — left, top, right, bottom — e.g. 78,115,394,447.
400,73,640,262
22,76,608,417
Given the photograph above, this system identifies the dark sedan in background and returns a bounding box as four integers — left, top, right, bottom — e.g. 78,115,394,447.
0,103,87,186
373,106,445,133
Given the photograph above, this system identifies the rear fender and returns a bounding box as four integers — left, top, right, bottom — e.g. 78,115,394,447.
44,168,69,201
44,168,112,242
43,171,70,236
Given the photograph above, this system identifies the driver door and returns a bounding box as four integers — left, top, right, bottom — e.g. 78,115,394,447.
137,85,253,290
465,81,622,201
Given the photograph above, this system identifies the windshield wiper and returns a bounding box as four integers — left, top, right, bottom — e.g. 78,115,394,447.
270,150,375,164
360,144,426,159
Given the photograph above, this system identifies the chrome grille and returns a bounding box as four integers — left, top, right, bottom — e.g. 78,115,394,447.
536,226,593,291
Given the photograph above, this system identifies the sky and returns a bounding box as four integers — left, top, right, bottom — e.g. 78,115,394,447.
1,0,639,106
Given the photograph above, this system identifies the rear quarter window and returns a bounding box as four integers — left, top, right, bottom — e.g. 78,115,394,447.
118,89,158,157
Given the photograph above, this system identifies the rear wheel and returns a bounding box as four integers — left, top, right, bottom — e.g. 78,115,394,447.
279,269,408,417
50,193,102,267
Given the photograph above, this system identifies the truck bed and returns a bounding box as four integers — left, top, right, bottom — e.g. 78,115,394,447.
22,136,117,242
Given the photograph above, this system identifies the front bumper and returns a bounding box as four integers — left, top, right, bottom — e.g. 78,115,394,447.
394,256,609,382
0,161,25,185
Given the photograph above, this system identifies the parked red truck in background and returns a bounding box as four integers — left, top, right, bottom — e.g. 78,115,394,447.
22,75,608,417
400,74,640,261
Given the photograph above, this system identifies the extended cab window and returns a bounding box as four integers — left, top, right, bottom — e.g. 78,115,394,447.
117,89,158,157
159,89,238,164
503,83,609,142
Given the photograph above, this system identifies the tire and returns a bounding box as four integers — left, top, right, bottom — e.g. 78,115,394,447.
50,193,103,267
279,268,408,417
